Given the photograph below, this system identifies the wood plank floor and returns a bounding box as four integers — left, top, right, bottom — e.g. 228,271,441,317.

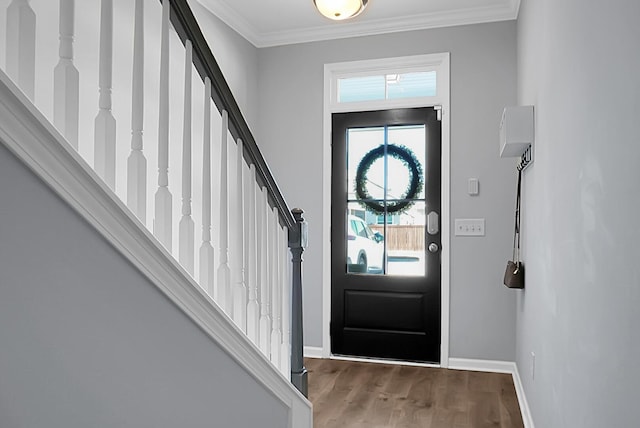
306,358,524,428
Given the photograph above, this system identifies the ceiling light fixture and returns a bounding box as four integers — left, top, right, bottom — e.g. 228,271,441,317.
313,0,369,21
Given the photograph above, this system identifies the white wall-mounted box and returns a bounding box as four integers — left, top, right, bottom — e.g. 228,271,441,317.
500,106,534,157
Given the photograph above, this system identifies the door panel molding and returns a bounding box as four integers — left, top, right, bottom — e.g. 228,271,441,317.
344,290,425,331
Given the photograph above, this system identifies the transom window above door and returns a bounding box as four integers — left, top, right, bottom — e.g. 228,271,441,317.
338,71,437,103
327,53,448,113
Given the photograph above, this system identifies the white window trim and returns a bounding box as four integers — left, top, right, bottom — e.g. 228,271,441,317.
321,53,451,367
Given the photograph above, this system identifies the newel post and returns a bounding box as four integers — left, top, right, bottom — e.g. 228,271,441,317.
288,208,308,397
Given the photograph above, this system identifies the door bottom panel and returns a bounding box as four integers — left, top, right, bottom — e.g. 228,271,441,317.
339,328,440,363
344,290,425,331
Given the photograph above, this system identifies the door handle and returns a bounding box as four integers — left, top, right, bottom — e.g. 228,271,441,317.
427,211,439,235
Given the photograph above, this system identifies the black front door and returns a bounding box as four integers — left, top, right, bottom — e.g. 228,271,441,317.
331,107,442,363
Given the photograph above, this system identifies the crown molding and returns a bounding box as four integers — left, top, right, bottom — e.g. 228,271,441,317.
196,0,520,48
192,0,262,46
257,1,520,47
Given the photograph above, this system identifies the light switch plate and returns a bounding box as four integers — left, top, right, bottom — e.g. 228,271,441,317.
468,178,479,195
454,218,485,236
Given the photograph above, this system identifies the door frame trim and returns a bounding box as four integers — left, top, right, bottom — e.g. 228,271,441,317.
321,53,451,366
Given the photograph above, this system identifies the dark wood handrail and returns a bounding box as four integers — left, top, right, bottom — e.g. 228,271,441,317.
162,0,295,231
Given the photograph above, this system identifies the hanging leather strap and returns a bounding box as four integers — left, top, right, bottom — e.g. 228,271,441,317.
512,169,522,264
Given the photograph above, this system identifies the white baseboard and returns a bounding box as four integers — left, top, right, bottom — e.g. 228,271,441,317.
303,346,324,359
448,357,516,374
449,358,534,428
512,363,535,428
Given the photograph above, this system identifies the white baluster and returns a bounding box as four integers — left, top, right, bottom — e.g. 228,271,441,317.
154,0,172,249
217,110,231,313
127,0,146,221
246,164,260,345
258,187,271,357
199,77,215,298
54,0,79,149
270,206,282,367
233,139,247,331
179,41,194,275
280,224,291,378
6,0,35,100
94,0,116,190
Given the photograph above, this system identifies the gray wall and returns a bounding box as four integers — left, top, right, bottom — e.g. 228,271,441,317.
0,144,288,428
516,0,640,426
256,22,519,360
189,0,260,132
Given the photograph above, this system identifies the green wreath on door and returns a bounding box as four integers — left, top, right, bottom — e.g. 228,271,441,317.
354,144,423,216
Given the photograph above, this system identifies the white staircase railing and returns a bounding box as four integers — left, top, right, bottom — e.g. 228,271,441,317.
0,0,308,400
5,0,35,100
53,0,79,149
127,0,146,221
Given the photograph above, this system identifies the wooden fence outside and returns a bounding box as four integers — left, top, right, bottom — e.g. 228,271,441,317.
370,225,425,252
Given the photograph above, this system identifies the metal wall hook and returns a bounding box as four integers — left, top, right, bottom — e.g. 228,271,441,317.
517,145,533,172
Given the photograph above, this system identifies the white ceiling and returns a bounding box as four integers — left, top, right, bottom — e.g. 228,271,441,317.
195,0,521,47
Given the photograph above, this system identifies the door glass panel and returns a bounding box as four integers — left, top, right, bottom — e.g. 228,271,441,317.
347,202,385,275
386,201,426,276
347,127,384,200
346,124,426,276
388,125,426,199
